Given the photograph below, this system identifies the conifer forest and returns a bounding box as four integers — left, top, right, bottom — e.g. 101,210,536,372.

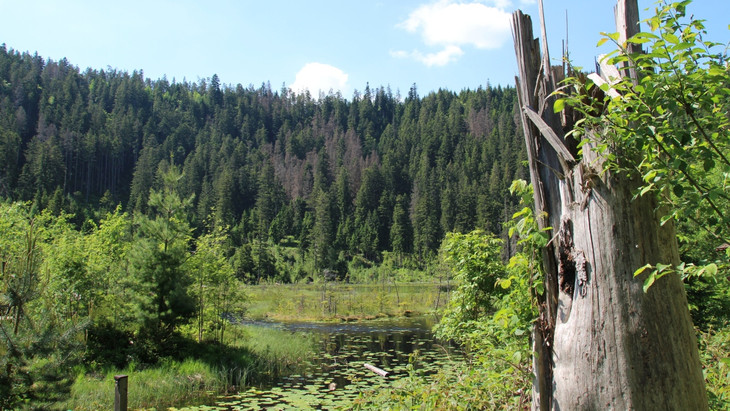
1,1,729,408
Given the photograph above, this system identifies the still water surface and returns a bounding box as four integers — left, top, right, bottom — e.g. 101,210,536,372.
210,317,459,409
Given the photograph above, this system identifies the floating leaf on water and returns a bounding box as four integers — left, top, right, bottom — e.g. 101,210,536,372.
207,317,465,409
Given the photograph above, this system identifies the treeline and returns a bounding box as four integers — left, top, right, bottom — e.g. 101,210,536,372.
0,44,526,281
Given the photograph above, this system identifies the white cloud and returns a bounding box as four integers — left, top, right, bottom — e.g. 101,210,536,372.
390,50,411,59
396,0,512,66
290,63,349,96
391,45,464,67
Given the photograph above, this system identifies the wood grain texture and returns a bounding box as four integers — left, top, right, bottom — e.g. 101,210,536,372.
512,1,708,409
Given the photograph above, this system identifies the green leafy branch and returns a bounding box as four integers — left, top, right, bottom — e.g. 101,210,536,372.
634,260,722,293
554,0,730,247
506,179,549,299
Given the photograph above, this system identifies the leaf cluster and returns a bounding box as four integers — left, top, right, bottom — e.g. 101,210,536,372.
371,181,544,409
555,0,730,292
434,181,543,352
0,203,88,408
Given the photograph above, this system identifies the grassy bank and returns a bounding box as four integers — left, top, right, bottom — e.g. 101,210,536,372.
245,281,450,322
63,325,316,410
67,359,221,410
63,281,441,410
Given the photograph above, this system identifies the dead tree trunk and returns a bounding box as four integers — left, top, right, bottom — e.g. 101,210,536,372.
511,1,707,409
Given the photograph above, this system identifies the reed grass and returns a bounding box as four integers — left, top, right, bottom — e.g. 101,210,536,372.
245,282,447,322
234,324,317,379
63,282,442,409
65,359,221,410
64,325,317,410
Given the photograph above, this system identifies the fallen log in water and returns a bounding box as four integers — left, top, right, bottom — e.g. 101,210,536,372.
364,363,388,377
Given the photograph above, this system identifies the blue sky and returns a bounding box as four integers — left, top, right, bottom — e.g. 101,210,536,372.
1,0,728,98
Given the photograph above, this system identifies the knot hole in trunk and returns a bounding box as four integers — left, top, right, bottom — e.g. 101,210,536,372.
558,218,577,299
558,217,589,304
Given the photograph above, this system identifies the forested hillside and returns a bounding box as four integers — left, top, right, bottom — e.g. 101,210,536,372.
0,44,526,280
2,0,729,407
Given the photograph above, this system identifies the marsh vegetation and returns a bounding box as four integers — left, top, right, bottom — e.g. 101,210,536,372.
1,1,730,408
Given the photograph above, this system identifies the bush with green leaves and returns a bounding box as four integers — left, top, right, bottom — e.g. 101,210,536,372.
435,180,542,360
0,203,86,408
434,230,506,349
555,0,729,289
359,184,542,409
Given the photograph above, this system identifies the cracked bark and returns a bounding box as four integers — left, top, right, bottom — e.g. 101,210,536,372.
512,1,707,409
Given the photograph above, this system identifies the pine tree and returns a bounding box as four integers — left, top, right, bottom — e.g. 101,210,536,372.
311,187,336,270
333,168,352,250
0,203,85,408
129,164,195,344
390,194,413,259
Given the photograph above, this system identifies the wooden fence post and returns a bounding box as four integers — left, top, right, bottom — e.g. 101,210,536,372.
114,374,128,411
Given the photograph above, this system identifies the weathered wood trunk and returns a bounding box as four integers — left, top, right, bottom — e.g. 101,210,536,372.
511,1,708,409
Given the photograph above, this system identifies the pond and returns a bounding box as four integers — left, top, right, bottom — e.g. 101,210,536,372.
206,316,460,410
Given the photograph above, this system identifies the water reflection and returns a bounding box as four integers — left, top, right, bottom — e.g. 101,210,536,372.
214,317,459,410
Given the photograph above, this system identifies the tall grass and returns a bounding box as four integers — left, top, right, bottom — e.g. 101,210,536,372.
245,282,448,322
235,324,317,380
352,340,532,410
64,282,443,409
63,325,317,410
65,359,221,410
700,327,730,409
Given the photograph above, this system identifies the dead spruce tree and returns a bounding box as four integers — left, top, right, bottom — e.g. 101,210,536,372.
511,0,707,409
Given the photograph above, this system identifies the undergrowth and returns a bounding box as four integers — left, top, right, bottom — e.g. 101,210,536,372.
66,359,220,410
245,282,445,321
62,325,316,410
353,344,531,410
700,327,730,410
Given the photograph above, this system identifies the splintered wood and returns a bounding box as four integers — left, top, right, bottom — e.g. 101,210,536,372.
511,0,708,409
